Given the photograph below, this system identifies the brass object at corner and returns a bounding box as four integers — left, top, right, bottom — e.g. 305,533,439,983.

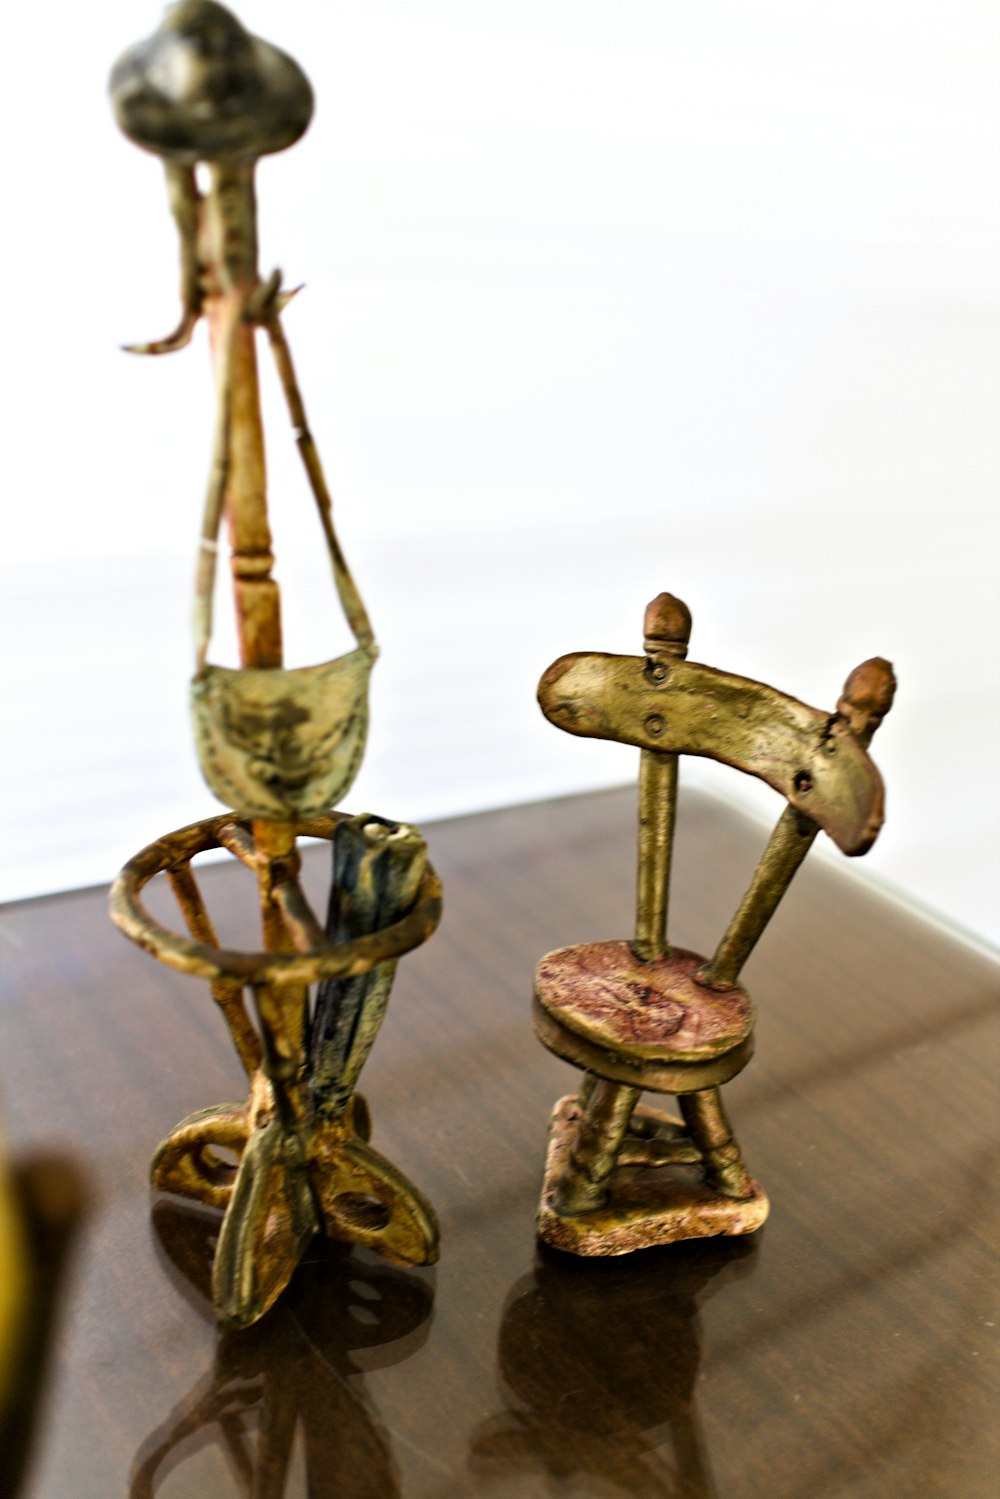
533,592,896,1254
107,4,441,1329
0,1114,85,1497
0,1124,27,1413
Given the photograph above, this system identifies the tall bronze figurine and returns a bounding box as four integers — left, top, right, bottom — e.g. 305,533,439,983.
107,2,442,1328
533,593,895,1254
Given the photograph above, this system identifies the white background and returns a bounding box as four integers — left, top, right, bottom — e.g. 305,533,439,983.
1,1,998,945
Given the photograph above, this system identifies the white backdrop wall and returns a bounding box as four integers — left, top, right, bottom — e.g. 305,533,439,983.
1,1,998,945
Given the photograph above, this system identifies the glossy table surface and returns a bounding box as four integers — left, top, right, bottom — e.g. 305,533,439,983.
2,787,998,1499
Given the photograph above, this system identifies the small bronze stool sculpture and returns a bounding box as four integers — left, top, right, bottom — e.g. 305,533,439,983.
533,593,895,1254
106,2,441,1328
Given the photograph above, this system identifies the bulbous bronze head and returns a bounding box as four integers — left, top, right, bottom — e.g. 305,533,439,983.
109,1,313,163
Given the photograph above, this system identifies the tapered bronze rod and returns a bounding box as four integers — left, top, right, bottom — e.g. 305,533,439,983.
216,822,258,870
201,171,282,674
200,185,307,1050
265,311,374,651
679,1090,753,1199
632,593,692,961
272,879,327,953
167,863,262,1074
554,1081,641,1215
634,752,677,961
699,808,817,988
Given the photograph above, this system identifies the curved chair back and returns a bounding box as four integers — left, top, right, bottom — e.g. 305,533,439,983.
538,593,895,984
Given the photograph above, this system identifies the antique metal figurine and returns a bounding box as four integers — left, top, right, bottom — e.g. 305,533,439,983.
107,2,442,1329
533,592,895,1253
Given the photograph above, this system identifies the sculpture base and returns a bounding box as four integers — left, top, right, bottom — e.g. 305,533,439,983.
150,1084,439,1329
536,1095,769,1256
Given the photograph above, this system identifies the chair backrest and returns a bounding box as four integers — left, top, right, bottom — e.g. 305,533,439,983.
538,593,896,983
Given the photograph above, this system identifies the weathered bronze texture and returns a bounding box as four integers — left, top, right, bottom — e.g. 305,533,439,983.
107,3,441,1328
534,592,895,1254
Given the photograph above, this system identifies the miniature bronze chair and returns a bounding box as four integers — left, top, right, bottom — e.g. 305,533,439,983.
533,593,895,1254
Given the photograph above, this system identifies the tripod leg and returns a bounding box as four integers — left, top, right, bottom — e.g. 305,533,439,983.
553,1080,640,1215
679,1088,754,1199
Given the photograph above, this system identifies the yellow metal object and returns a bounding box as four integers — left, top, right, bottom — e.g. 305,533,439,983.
533,592,895,1254
108,4,440,1328
0,1125,27,1412
0,1119,84,1496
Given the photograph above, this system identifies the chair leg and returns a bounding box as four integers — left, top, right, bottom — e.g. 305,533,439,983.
538,1082,768,1252
553,1080,641,1215
679,1087,754,1200
576,1071,597,1110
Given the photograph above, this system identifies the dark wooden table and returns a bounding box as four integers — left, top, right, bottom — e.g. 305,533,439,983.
2,788,997,1499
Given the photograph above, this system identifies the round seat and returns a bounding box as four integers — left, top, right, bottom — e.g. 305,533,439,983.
534,941,753,1070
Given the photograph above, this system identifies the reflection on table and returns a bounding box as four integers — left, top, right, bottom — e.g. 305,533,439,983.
470,1236,757,1497
131,1201,434,1499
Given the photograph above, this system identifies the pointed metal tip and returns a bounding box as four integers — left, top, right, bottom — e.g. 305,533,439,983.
121,314,199,356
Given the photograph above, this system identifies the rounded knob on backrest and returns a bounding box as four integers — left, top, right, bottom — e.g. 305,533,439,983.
837,657,897,745
643,593,692,659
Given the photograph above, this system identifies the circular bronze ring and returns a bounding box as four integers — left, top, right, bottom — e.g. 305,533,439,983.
109,813,442,985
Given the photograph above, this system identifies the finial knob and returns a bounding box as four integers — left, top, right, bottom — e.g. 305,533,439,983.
837,658,896,743
109,1,313,164
643,593,692,657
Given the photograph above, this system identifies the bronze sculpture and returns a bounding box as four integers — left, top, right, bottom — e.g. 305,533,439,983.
533,592,895,1253
107,2,441,1329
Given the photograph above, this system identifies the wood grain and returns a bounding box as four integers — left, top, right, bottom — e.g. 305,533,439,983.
1,787,997,1499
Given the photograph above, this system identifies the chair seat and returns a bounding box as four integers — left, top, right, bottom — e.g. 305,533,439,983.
534,941,753,1064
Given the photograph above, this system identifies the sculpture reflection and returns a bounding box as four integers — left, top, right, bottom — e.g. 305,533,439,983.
132,1202,433,1498
470,1237,756,1498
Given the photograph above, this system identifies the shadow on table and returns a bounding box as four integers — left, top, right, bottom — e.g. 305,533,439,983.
469,1235,758,1498
131,1201,435,1499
